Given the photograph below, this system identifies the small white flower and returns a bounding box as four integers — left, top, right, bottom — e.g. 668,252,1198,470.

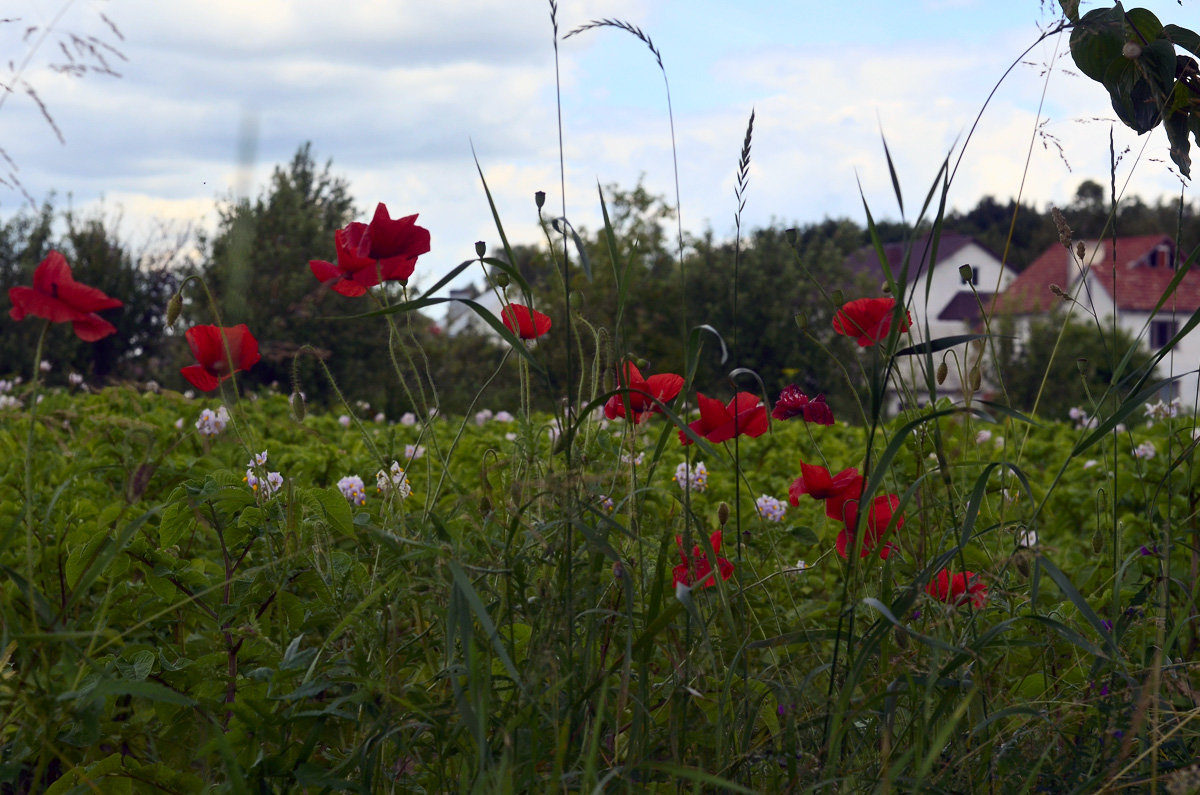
505,432,517,441
474,409,493,426
1082,459,1099,469
145,380,160,394
195,405,230,437
1133,441,1156,460
0,378,13,394
621,451,645,466
265,472,283,495
376,461,412,499
598,494,615,513
975,429,992,444
252,450,269,467
1017,528,1038,547
0,395,21,410
428,407,440,419
338,415,352,428
790,559,808,574
355,400,370,411
174,418,184,430
68,372,83,387
993,435,1004,446
404,443,425,461
1068,407,1084,420
374,412,386,423
400,412,417,426
493,411,515,423
183,390,195,400
39,359,51,373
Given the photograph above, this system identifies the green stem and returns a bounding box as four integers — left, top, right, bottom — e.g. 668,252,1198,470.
23,319,50,629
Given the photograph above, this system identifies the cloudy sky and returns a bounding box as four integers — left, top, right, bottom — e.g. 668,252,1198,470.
2,0,1195,287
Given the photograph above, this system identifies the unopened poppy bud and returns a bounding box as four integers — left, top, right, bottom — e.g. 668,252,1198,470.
492,271,510,288
794,312,809,330
718,502,730,526
880,282,892,294
831,289,844,307
1091,525,1105,553
1014,549,1031,577
535,191,546,209
784,227,798,246
475,241,486,258
289,391,305,421
1076,357,1088,373
936,361,948,385
968,366,981,391
634,356,650,370
166,292,183,327
958,264,973,283
480,494,493,515
1122,41,1142,59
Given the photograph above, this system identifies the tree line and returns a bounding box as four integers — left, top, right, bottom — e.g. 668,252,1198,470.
2,145,1195,421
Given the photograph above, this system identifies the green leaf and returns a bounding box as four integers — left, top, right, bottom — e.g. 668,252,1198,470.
91,678,197,707
1058,0,1080,23
1069,6,1126,83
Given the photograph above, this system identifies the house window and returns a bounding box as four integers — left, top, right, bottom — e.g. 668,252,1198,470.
961,265,979,285
1150,319,1178,349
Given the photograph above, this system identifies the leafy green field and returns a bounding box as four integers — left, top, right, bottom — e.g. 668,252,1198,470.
3,380,1198,791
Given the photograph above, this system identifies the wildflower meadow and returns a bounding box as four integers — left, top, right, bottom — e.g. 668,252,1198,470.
4,2,1200,792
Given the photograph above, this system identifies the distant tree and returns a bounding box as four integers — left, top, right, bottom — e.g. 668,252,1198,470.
993,315,1156,421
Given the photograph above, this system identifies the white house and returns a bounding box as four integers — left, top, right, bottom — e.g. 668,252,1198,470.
843,233,1016,411
994,234,1200,409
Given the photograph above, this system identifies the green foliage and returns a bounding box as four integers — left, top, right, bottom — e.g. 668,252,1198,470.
1067,3,1200,176
994,314,1157,420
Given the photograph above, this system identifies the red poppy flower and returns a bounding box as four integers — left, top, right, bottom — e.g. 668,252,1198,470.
788,463,863,517
501,303,551,339
679,392,769,445
835,493,902,559
309,227,387,297
8,250,123,341
343,203,430,283
604,361,684,423
672,530,734,589
833,297,912,347
772,385,834,425
180,324,261,391
926,569,987,608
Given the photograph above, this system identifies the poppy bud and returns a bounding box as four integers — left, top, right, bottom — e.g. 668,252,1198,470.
784,227,798,246
831,290,844,307
968,366,981,391
634,356,650,370
1091,525,1105,553
718,502,730,526
936,361,948,385
958,264,974,283
475,241,486,258
1076,358,1088,373
166,292,183,327
535,190,546,209
794,312,809,330
492,271,510,288
289,391,306,421
480,494,493,515
880,282,891,294
1013,549,1031,577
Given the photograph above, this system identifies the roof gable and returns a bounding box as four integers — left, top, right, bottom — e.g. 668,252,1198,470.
996,235,1200,314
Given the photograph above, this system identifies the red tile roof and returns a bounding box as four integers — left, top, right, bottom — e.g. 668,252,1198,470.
994,235,1200,315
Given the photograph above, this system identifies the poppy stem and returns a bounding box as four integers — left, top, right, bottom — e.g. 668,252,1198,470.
23,319,51,631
